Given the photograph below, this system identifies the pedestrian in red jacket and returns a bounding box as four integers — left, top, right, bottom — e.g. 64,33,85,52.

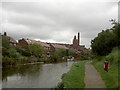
104,60,109,72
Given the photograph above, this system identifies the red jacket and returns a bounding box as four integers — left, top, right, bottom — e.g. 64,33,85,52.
104,62,108,71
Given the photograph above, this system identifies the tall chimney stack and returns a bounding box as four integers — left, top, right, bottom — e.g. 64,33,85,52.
78,32,80,45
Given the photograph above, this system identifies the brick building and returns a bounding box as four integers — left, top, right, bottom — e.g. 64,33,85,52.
71,32,90,53
17,38,50,50
72,32,80,49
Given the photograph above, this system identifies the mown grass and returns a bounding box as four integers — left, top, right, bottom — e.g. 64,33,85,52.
58,60,88,88
92,48,119,88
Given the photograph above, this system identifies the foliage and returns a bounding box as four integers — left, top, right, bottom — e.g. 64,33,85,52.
2,35,10,49
59,60,88,88
67,49,76,56
50,49,76,62
104,47,119,64
8,48,18,58
16,46,31,56
0,34,1,52
112,23,120,46
2,56,16,65
2,47,9,56
91,30,116,56
28,43,44,57
50,48,66,62
91,20,120,56
81,51,90,60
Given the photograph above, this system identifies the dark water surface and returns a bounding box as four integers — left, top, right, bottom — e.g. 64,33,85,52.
2,61,74,88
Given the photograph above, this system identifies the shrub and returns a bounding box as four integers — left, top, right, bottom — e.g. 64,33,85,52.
28,43,44,57
16,47,31,56
50,48,66,62
2,56,16,65
2,35,10,49
2,47,9,56
8,48,18,58
105,47,119,64
81,51,90,60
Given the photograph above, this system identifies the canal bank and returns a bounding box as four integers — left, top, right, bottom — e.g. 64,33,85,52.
58,60,88,88
2,61,74,88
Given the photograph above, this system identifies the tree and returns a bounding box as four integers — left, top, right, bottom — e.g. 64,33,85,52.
50,48,67,62
91,20,119,56
28,43,44,57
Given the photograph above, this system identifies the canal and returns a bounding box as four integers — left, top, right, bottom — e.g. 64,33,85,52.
2,61,74,88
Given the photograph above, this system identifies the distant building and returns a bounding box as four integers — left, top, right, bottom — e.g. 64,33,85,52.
72,32,80,49
71,32,89,54
17,38,50,50
3,32,90,54
49,43,68,50
17,38,29,49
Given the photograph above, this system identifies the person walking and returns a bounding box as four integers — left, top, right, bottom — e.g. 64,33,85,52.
104,60,109,72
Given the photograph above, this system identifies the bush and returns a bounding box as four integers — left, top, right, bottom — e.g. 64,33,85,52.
8,48,18,58
2,56,16,65
16,47,31,56
50,48,67,62
2,47,9,56
29,43,44,57
68,49,76,56
2,35,10,49
105,47,119,64
81,51,90,60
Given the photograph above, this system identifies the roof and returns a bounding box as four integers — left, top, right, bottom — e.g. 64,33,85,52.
2,35,17,44
38,42,50,47
9,37,17,44
23,38,50,47
24,39,38,44
50,43,68,49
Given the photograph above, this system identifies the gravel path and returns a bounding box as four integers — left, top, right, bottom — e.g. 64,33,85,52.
84,61,106,88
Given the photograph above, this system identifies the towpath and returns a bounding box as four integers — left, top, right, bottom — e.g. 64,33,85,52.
84,61,106,88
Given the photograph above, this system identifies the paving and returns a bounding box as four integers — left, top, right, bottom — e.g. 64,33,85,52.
84,61,106,88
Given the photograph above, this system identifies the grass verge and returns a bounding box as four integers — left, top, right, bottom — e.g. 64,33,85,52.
58,60,88,88
92,60,118,88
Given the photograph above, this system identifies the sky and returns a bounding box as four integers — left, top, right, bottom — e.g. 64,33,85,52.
1,0,119,48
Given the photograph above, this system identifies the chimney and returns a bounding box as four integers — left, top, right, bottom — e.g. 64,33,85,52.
4,32,7,36
78,32,80,45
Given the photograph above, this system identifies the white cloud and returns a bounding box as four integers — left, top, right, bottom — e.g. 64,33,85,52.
1,1,118,48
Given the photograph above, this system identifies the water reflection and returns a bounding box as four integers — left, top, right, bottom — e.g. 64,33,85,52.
2,61,74,88
2,64,42,80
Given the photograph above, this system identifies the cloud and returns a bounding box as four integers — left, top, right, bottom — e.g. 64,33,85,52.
1,0,118,48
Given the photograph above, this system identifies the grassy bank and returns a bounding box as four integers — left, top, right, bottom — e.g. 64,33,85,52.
92,49,119,88
58,60,88,88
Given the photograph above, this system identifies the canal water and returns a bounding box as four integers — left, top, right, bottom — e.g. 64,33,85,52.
2,61,74,88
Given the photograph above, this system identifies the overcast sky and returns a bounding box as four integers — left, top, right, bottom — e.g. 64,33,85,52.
1,0,119,48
